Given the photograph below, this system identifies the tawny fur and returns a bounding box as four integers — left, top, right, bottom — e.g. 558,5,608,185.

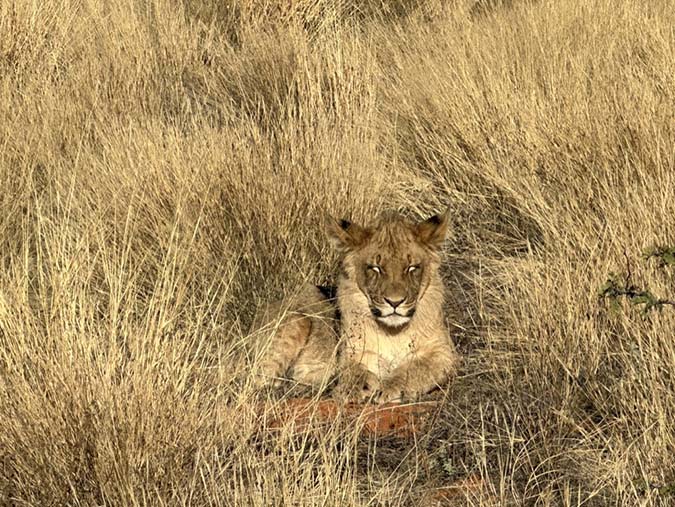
336,266,457,403
251,211,459,403
251,285,338,389
332,215,458,403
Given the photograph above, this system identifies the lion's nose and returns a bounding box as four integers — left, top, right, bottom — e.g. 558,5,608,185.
384,297,404,309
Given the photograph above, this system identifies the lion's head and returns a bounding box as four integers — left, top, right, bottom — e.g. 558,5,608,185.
327,210,449,329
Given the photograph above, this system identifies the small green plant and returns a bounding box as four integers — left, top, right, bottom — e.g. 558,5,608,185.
599,246,675,315
643,245,675,267
599,274,674,314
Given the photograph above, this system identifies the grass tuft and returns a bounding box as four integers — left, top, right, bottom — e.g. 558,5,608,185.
1,0,674,505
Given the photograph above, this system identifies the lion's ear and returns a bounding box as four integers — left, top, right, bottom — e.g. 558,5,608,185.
416,208,450,249
326,217,370,251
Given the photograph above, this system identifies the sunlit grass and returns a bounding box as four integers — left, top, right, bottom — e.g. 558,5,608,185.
1,0,674,505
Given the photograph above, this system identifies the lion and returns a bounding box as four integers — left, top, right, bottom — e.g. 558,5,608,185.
251,284,340,390
251,209,459,404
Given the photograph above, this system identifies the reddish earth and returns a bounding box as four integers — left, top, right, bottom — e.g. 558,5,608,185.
258,398,439,438
256,399,497,504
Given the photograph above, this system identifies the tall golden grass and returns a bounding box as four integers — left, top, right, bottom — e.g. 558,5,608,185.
1,0,674,504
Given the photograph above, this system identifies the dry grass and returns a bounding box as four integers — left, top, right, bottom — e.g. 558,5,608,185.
1,0,674,505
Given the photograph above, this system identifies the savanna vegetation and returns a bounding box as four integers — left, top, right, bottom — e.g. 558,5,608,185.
1,0,674,505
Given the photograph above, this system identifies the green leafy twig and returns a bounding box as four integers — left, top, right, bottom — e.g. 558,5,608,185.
643,245,675,267
599,246,675,315
599,273,675,315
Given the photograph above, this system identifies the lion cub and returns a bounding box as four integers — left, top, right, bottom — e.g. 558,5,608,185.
252,210,458,403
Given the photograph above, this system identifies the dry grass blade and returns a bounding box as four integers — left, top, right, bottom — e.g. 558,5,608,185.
1,0,674,505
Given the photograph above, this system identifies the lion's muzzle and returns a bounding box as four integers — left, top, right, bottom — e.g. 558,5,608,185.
371,299,416,328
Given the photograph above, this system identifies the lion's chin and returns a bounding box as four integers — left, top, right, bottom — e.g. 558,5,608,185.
376,314,412,328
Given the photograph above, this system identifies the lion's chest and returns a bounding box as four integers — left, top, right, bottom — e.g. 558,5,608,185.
345,323,416,378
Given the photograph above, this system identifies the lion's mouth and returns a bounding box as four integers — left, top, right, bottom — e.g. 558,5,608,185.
371,306,416,328
376,314,412,328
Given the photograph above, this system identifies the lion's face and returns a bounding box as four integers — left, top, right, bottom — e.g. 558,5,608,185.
328,211,449,329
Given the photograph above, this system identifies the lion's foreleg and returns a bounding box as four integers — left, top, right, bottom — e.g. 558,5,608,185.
332,359,381,403
378,342,458,403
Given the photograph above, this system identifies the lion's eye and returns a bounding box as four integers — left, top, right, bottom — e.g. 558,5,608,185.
368,265,382,274
407,265,420,273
